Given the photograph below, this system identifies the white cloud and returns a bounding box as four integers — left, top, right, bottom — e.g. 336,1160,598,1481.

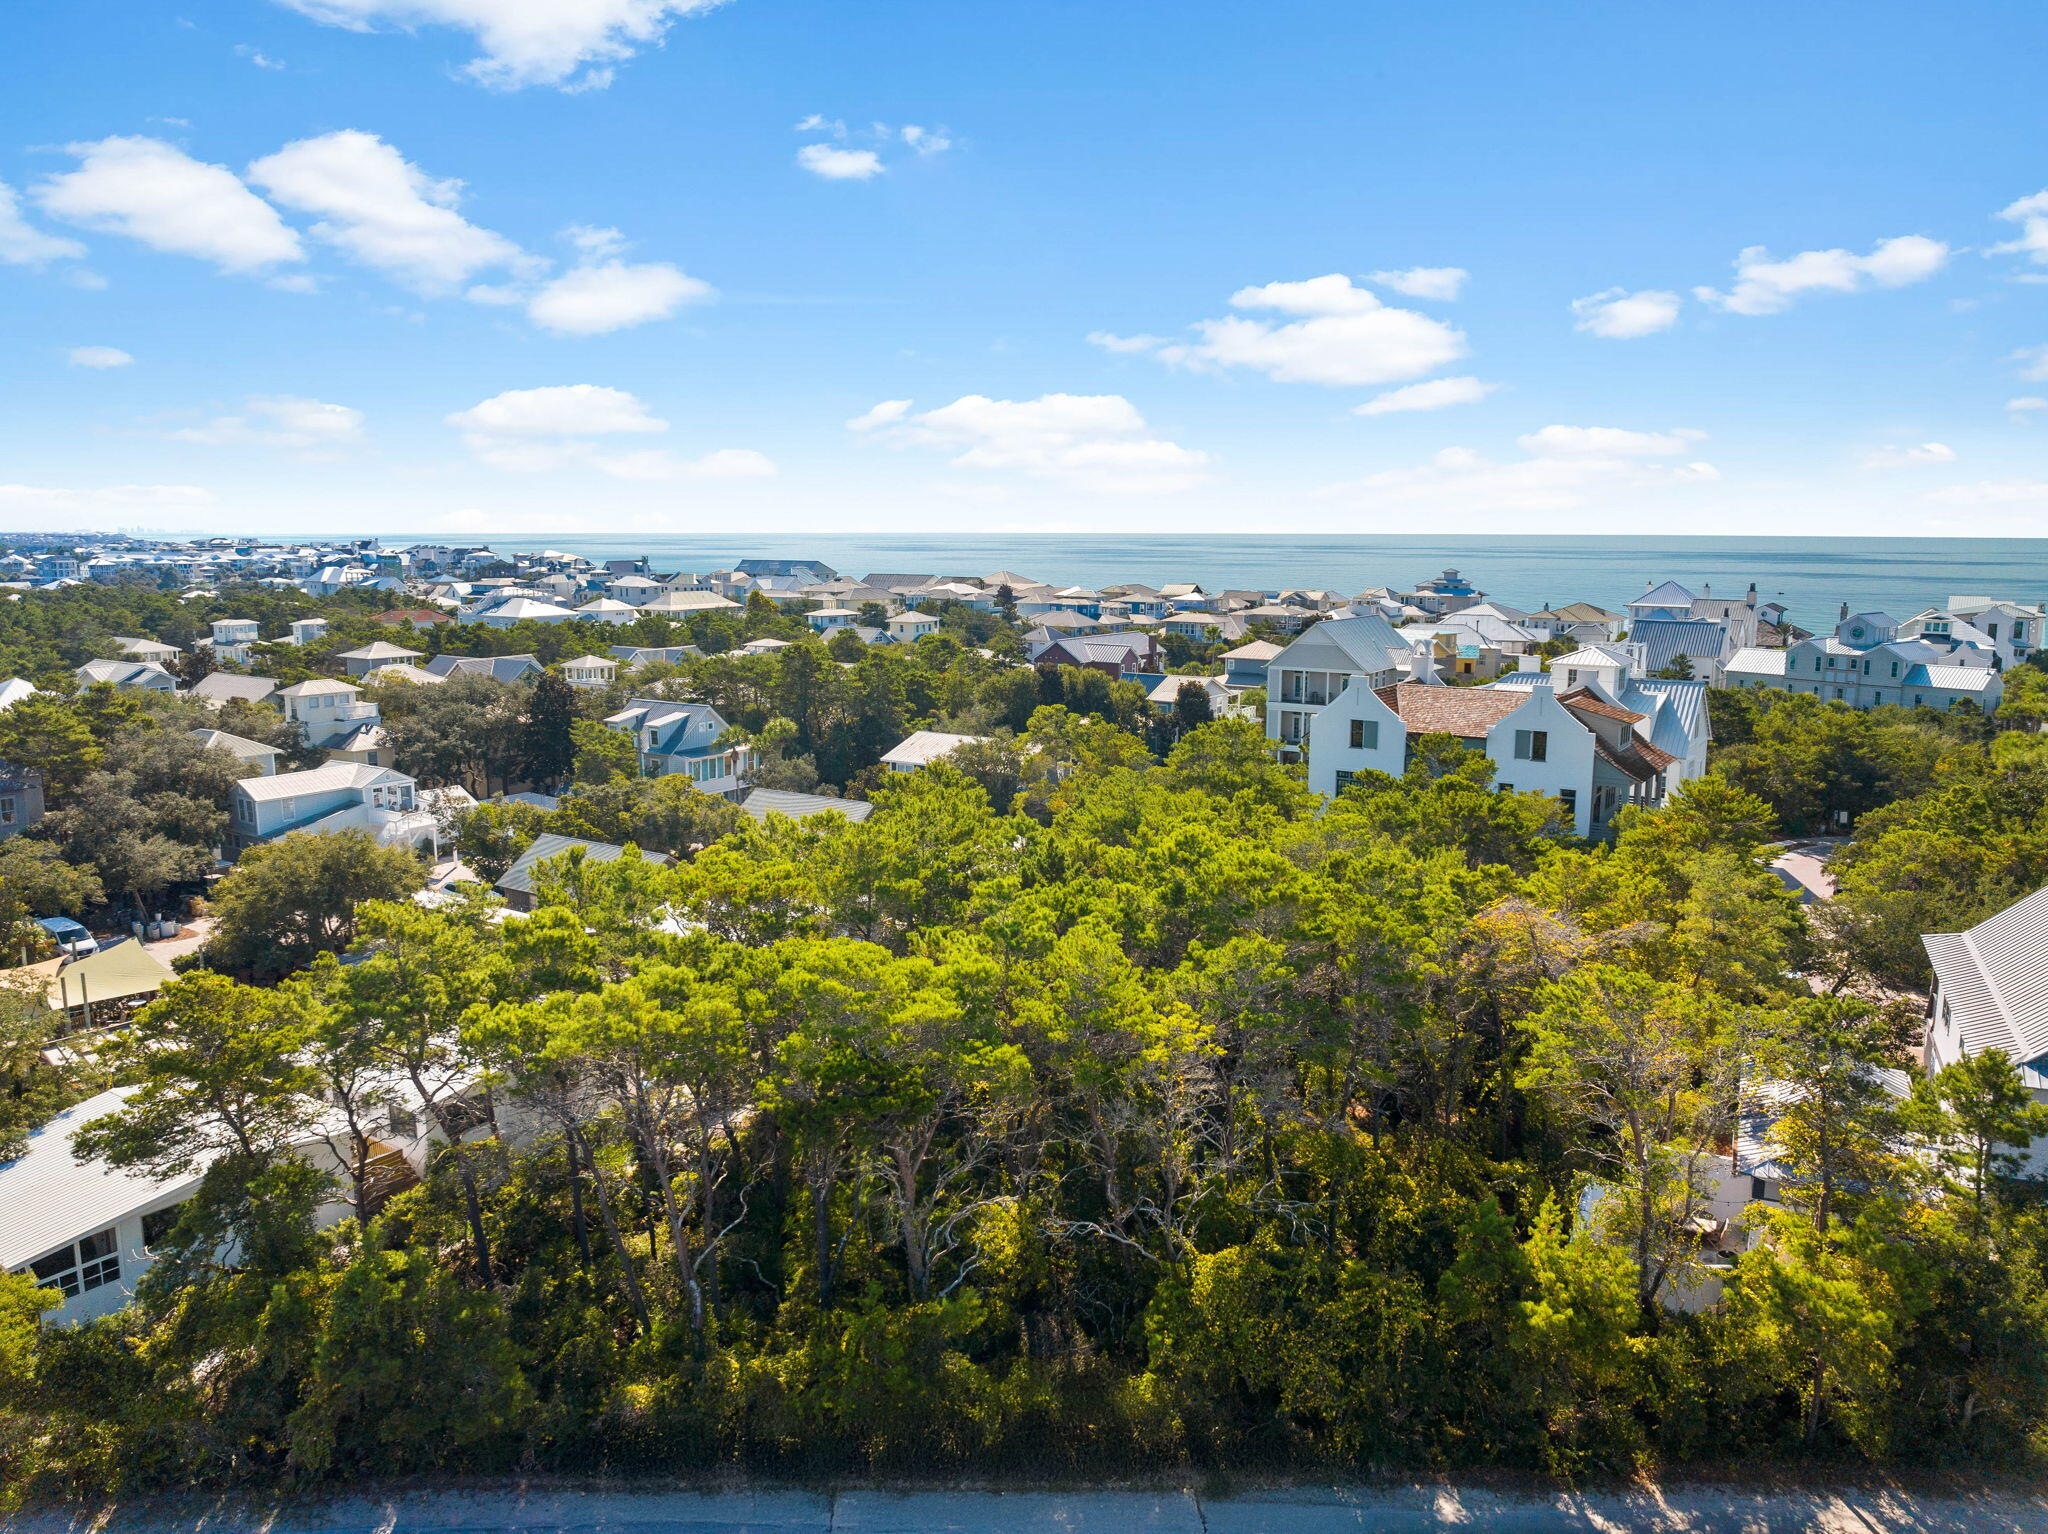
2008,396,2048,420
1694,235,1949,316
269,0,724,90
0,482,217,522
248,130,529,292
449,383,664,438
1927,479,2048,507
899,125,952,157
1324,435,1718,516
2012,344,2048,382
1516,424,1706,457
1571,286,1682,339
852,392,1210,494
1352,376,1499,416
448,383,767,478
1110,274,1467,387
1992,189,2048,266
526,258,711,334
236,43,287,67
36,137,304,274
1086,331,1170,355
797,144,884,181
68,346,134,369
169,395,366,450
1862,441,1956,469
846,399,912,431
0,180,87,267
1367,266,1467,301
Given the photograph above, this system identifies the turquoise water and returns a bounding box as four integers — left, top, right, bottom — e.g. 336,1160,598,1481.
412,534,2048,629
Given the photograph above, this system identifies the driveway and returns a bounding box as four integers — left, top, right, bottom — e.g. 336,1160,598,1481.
11,1483,2048,1534
1769,837,1845,904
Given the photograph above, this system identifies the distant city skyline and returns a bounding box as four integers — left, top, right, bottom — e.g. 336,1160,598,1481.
2,0,2046,538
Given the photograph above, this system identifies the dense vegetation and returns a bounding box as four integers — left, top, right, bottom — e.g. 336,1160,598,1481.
4,697,2048,1498
6,583,2048,1498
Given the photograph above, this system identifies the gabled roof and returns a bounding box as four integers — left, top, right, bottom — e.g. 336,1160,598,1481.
1532,601,1622,622
606,697,729,756
278,677,361,698
1924,886,2048,1067
1550,644,1635,670
190,727,280,762
497,833,673,897
338,641,424,661
1556,686,1646,725
1628,618,1727,674
1274,612,1406,673
1221,640,1284,661
880,730,984,767
422,654,542,683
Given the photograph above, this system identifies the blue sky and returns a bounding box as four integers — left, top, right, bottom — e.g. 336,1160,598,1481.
2,0,2045,539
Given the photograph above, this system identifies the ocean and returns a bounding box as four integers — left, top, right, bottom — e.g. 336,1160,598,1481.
392,533,2048,629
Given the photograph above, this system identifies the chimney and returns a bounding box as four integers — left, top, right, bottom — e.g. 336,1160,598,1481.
1407,642,1443,686
1840,601,1850,621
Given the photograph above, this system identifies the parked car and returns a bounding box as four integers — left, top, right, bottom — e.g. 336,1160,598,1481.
35,916,98,957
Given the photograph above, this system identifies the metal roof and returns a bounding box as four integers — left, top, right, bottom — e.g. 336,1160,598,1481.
743,788,875,824
1924,886,2048,1066
880,730,984,767
497,834,673,897
235,761,408,803
0,1086,200,1271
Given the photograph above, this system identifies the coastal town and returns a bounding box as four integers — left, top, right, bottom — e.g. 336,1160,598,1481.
4,524,2048,1433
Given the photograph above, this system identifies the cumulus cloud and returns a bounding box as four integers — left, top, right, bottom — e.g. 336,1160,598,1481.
1694,235,1949,316
851,392,1211,494
248,130,530,292
448,383,768,478
1992,189,2048,267
36,137,304,274
2012,344,2048,382
1352,376,1499,416
797,144,884,181
68,346,134,369
1104,274,1467,388
1323,431,1718,516
1571,287,1682,339
268,0,726,90
1367,266,1467,301
1862,442,1957,469
0,180,87,267
168,395,366,451
526,257,711,334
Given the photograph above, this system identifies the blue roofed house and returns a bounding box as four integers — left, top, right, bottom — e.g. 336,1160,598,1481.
1263,612,1411,758
1627,618,1734,681
604,697,751,798
226,760,422,852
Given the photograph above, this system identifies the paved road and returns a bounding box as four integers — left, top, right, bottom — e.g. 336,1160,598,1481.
11,1483,2048,1533
1769,838,1843,904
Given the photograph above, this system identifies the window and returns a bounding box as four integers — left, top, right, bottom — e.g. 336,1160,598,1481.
1332,770,1356,792
1558,788,1578,817
1513,729,1548,762
1348,718,1378,750
1890,662,1899,677
0,796,12,826
23,1228,120,1297
1750,1177,1775,1203
141,1204,184,1249
1564,669,1579,688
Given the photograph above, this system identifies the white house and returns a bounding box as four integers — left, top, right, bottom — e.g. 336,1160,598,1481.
468,596,578,628
880,730,985,772
227,760,422,850
208,618,260,664
807,606,859,633
1264,613,1411,755
560,654,618,689
277,678,382,749
1721,607,2007,712
287,617,330,646
112,636,181,665
1145,674,1235,717
575,597,640,624
1923,885,2048,1172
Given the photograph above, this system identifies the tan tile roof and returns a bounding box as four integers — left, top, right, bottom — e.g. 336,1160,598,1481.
1373,683,1526,739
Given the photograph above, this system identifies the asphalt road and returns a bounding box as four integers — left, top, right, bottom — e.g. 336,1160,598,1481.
10,1483,2048,1533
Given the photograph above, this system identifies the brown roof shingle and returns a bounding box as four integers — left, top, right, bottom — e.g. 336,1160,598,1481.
1373,683,1527,739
